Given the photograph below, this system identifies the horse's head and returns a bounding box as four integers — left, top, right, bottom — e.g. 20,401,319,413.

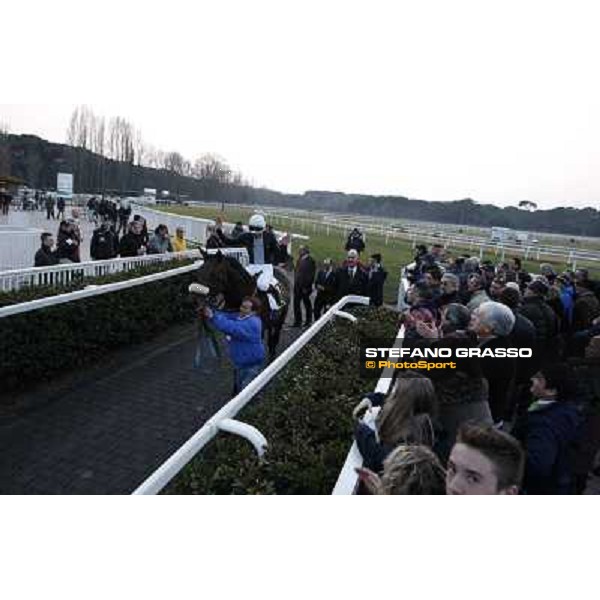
195,250,255,309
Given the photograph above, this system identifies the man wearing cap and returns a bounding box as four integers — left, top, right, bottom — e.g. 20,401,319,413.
367,253,388,307
336,250,368,300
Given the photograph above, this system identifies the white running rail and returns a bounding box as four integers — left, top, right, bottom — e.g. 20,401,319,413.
133,295,372,495
0,262,202,319
0,251,202,293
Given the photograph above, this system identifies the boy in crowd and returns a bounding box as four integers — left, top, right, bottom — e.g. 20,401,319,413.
446,422,524,495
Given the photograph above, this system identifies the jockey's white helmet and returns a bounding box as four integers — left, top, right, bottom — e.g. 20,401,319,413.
249,214,266,232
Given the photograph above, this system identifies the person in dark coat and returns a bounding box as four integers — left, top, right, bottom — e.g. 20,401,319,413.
45,194,56,220
91,221,119,261
34,233,59,267
438,273,460,308
133,215,149,246
218,214,279,265
313,258,338,320
572,284,600,333
499,286,538,419
293,246,316,327
206,225,225,249
56,197,66,220
513,364,583,494
469,301,518,424
354,375,438,474
336,250,368,299
345,228,365,254
520,279,560,364
119,221,145,258
56,221,81,263
367,253,388,307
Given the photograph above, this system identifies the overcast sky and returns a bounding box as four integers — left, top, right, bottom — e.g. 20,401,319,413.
2,1,599,210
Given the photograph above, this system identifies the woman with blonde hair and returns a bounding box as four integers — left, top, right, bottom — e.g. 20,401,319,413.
357,445,446,495
354,374,438,473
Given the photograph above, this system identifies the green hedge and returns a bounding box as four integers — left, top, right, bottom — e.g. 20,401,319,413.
0,266,198,397
165,306,399,495
0,258,196,309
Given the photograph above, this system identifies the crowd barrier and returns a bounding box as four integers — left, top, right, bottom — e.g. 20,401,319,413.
0,251,202,293
133,295,372,495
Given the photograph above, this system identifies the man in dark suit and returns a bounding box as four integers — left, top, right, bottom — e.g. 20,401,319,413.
314,258,338,320
367,253,388,307
293,246,317,327
336,250,368,300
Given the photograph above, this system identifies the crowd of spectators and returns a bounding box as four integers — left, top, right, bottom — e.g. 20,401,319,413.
353,243,600,494
34,197,188,267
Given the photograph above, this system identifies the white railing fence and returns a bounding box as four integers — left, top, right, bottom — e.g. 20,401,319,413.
184,201,600,269
334,270,410,496
0,251,202,293
133,295,372,495
332,325,406,495
0,262,202,320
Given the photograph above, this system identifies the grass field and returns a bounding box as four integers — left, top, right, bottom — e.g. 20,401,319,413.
158,205,600,304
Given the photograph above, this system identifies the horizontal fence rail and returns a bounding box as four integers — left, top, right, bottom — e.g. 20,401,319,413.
133,295,372,495
185,201,600,270
0,262,202,319
0,251,202,293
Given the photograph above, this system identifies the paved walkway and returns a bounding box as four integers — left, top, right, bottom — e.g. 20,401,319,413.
0,207,97,267
0,318,302,495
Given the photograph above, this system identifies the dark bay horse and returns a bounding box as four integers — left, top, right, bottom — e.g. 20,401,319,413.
195,251,290,360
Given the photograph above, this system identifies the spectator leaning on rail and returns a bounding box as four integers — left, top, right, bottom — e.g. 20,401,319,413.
204,297,266,395
367,253,388,307
56,220,81,264
147,225,174,255
34,233,59,267
353,374,439,474
313,258,338,320
119,221,146,258
172,227,188,253
512,364,583,494
356,445,447,495
91,219,119,261
446,422,525,495
293,245,317,328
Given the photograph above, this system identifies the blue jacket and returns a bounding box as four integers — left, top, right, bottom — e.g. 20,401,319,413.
514,400,583,494
210,312,265,368
560,285,575,327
